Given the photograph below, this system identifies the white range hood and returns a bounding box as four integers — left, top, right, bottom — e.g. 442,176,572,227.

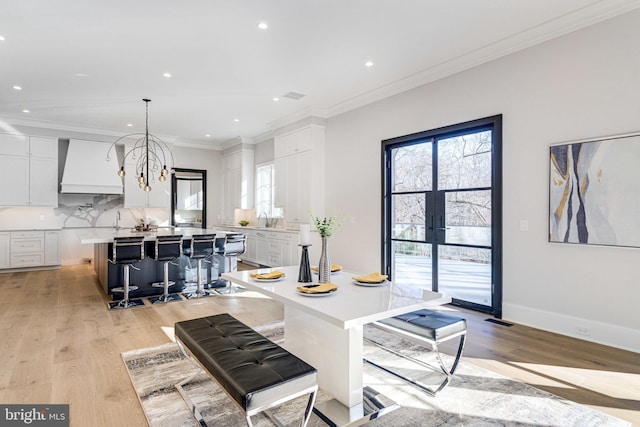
60,139,123,194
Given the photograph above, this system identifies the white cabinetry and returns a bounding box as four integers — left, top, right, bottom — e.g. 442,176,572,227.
226,227,298,267
274,125,325,224
11,231,45,268
221,149,254,224
0,230,60,270
0,134,58,206
44,230,61,266
0,232,10,269
123,143,171,208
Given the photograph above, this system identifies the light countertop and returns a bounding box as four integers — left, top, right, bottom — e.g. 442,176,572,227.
76,227,232,244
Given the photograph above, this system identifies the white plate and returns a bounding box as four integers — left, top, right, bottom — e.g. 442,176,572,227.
296,287,338,297
352,279,388,287
252,276,285,282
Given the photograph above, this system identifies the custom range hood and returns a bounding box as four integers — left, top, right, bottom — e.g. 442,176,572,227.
60,139,123,194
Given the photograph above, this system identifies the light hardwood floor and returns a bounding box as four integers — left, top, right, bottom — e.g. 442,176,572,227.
0,264,637,426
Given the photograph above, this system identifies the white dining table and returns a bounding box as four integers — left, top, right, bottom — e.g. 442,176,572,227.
222,265,451,425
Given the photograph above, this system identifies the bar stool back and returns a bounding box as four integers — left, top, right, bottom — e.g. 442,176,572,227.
149,235,184,304
211,233,247,294
108,236,145,309
183,234,217,299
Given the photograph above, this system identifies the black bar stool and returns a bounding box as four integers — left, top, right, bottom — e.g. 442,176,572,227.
108,236,145,309
183,234,217,299
211,233,247,294
149,235,184,304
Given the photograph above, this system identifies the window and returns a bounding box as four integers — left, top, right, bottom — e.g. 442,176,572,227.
255,163,283,218
383,115,502,317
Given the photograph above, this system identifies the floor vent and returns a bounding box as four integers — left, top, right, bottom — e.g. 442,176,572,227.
485,318,513,327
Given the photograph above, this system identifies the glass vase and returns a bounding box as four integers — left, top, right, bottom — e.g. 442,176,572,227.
318,236,330,283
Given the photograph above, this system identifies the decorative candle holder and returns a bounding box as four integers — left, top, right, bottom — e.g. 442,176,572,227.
297,244,313,283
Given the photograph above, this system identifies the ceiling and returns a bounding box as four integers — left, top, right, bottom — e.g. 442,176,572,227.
1,0,639,149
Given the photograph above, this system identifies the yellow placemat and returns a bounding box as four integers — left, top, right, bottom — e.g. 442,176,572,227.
250,270,285,280
352,272,388,283
296,283,339,293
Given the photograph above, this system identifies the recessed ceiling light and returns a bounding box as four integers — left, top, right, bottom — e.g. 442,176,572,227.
127,123,133,127
13,85,22,90
163,72,172,78
273,97,280,102
73,73,88,77
0,36,5,42
234,118,240,123
257,22,268,30
22,109,30,113
205,134,211,138
365,61,374,67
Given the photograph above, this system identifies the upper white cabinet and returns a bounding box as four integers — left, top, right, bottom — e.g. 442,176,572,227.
0,134,58,206
123,143,171,208
274,125,325,224
221,148,254,224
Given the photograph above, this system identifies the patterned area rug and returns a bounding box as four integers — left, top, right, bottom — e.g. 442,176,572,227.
122,322,630,427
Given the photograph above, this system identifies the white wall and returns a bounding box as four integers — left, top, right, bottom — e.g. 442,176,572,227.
324,10,640,352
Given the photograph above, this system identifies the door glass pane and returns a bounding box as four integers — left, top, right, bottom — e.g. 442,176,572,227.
438,246,492,305
392,194,426,240
445,190,491,246
392,144,432,192
392,241,432,288
438,130,491,190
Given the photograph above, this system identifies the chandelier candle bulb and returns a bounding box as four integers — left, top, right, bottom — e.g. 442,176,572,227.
299,224,311,245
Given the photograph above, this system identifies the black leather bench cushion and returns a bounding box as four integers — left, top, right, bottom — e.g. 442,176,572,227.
175,314,316,410
378,309,466,342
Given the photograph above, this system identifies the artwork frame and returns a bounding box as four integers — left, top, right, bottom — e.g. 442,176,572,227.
549,132,640,247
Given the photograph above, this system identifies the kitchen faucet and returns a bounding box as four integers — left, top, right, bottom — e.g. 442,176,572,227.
260,212,278,228
115,210,121,229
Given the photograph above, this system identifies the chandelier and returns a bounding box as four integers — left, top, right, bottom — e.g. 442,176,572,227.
106,98,174,192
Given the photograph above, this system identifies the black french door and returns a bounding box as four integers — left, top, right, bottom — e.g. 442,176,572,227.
382,115,502,317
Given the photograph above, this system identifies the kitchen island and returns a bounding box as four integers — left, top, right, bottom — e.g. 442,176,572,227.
77,227,232,299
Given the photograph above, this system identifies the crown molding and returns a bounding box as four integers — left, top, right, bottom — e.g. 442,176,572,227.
325,0,640,118
266,106,329,134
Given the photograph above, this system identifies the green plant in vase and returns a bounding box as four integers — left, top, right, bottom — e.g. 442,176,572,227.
311,214,344,283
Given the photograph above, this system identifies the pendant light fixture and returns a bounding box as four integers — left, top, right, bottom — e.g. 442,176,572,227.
106,98,174,192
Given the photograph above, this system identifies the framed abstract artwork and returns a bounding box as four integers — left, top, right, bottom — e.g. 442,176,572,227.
549,132,640,247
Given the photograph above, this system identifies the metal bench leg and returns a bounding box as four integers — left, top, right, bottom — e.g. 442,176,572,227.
176,372,208,427
363,332,465,396
434,333,465,376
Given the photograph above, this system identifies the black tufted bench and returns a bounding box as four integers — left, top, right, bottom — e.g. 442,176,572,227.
174,313,317,427
365,309,467,396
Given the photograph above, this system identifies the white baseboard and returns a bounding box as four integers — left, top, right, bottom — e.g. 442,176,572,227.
503,303,640,353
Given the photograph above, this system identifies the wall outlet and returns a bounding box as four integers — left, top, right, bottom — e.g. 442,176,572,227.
519,220,528,231
39,215,45,221
576,326,591,336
